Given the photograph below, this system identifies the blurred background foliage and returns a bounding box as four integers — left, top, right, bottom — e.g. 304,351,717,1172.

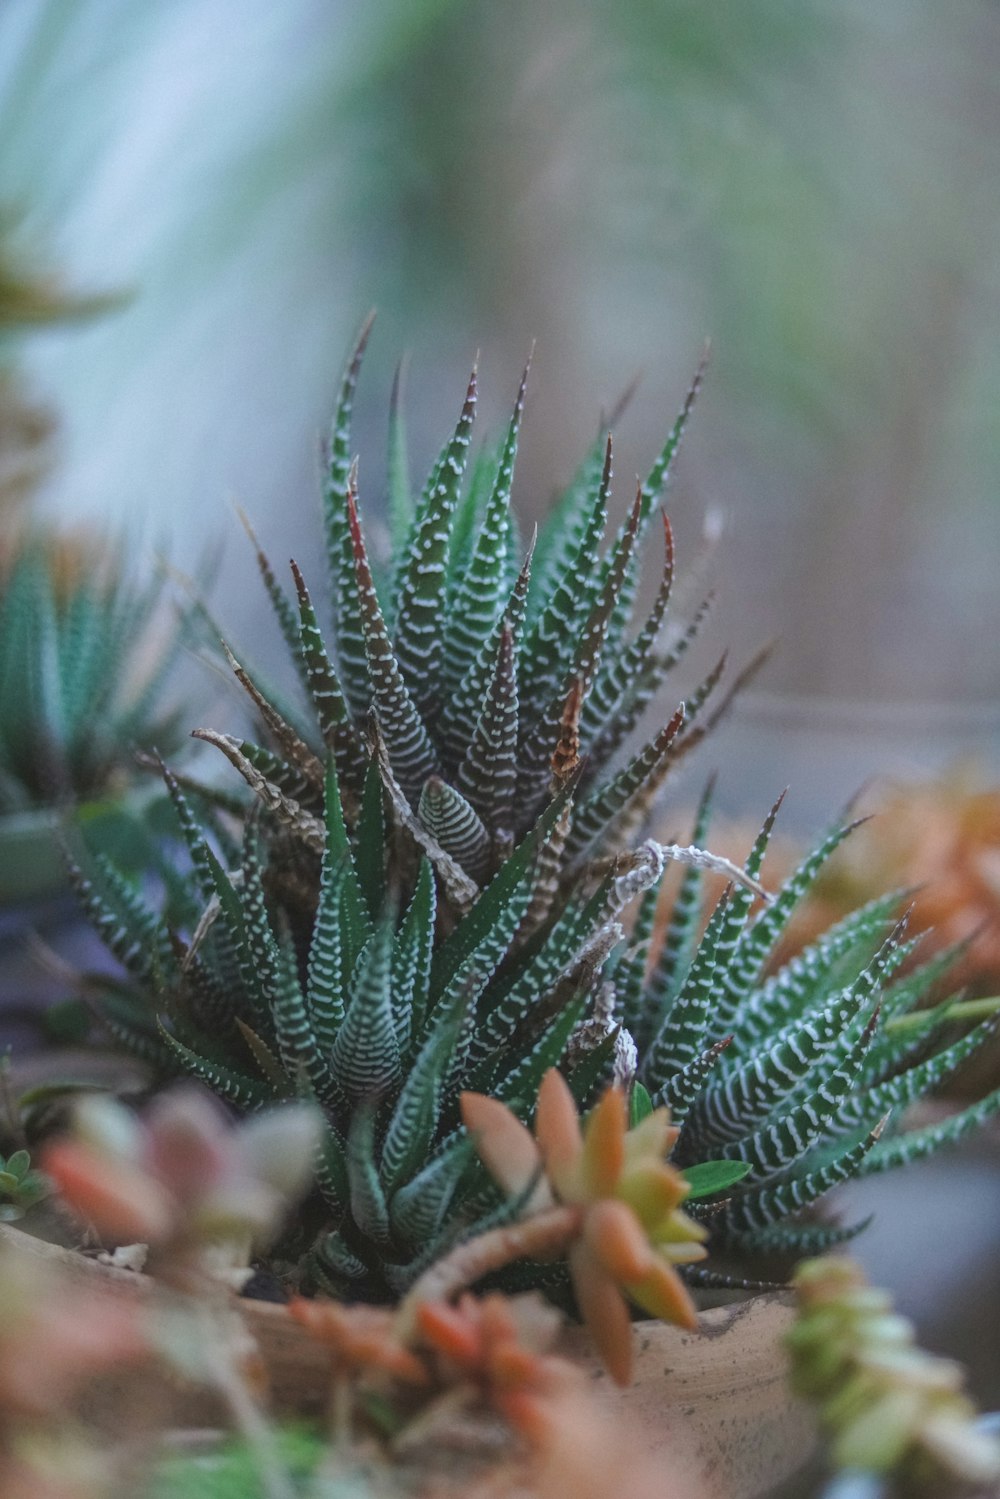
0,0,997,821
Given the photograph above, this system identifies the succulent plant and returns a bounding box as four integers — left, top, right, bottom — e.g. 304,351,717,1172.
0,531,189,813
0,1148,47,1222
788,1257,1000,1489
73,321,1000,1306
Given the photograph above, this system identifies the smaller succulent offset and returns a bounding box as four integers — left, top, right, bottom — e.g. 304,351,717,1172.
0,531,188,812
73,321,1000,1315
0,1147,47,1222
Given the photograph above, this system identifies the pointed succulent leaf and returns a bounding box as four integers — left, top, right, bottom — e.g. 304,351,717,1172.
643,886,735,1093
344,486,440,798
725,1216,872,1259
718,1009,881,1181
354,756,387,919
517,488,646,811
418,777,491,883
599,350,708,642
455,623,519,838
220,642,325,788
725,820,868,1009
346,1102,392,1246
725,1126,882,1236
381,984,468,1193
306,844,349,1050
390,857,436,1049
471,873,615,1066
266,931,340,1110
834,1017,999,1139
613,881,661,1040
527,427,609,617
519,435,612,728
438,536,533,769
369,719,479,911
695,936,903,1148
191,729,325,853
323,312,376,718
64,854,173,988
444,358,529,692
157,1024,275,1109
657,1036,733,1127
315,1121,349,1214
389,1135,474,1247
430,774,578,997
289,559,365,784
565,704,686,864
637,776,715,1052
236,508,310,692
393,368,477,714
233,1017,287,1089
330,918,401,1103
578,511,674,755
859,1085,1000,1176
492,986,589,1106
730,888,905,1056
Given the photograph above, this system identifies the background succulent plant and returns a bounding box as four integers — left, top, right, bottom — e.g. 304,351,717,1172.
0,530,189,813
73,324,1000,1305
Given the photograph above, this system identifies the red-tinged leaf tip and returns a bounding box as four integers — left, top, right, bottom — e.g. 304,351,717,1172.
417,1300,482,1366
289,557,310,602
42,1140,175,1246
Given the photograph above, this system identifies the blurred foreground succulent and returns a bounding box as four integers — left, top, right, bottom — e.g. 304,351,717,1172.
788,1257,1000,1492
72,323,1000,1321
0,1246,150,1499
43,1086,319,1291
14,1081,705,1499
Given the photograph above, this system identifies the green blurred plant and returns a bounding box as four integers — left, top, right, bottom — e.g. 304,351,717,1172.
0,530,191,813
788,1256,1000,1493
0,1147,47,1221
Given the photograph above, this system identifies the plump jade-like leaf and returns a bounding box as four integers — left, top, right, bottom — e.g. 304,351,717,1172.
682,1159,753,1199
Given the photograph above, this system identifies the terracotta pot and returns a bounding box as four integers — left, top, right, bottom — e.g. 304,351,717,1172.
0,1220,815,1499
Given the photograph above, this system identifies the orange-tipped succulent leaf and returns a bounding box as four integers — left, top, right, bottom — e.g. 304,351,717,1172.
534,1067,585,1195
42,1140,175,1245
461,1091,554,1211
583,1199,652,1283
580,1085,627,1199
569,1240,635,1387
626,1258,700,1330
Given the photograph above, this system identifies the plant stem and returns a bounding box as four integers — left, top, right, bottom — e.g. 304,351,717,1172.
396,1203,583,1339
885,996,1000,1035
199,1305,294,1499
